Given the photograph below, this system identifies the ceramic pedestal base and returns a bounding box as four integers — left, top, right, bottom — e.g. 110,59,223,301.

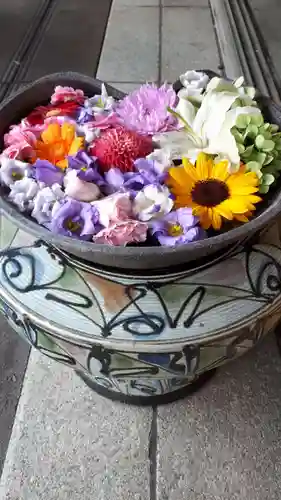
77,369,217,406
1,215,281,405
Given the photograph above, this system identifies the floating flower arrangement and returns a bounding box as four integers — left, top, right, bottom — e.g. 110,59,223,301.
1,70,281,247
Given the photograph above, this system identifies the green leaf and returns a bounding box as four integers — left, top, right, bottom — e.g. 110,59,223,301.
255,135,265,149
256,152,267,165
262,139,275,152
259,184,270,194
246,161,262,173
236,114,251,129
262,173,275,185
262,165,278,175
245,124,258,139
270,124,279,133
263,131,273,140
262,123,270,131
237,143,245,154
242,145,254,158
263,154,274,166
272,160,281,170
231,128,244,143
250,114,264,127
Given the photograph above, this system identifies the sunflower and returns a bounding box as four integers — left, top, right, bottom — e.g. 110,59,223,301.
167,153,261,230
34,123,84,169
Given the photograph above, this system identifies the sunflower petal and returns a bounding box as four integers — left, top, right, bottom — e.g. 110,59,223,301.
212,160,229,181
195,153,209,179
211,208,222,230
216,201,234,220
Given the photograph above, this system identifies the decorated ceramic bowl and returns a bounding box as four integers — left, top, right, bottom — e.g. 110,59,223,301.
0,71,281,270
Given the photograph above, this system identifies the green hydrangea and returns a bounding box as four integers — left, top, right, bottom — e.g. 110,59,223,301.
231,114,281,193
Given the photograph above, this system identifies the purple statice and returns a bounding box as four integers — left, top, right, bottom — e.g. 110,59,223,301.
67,151,105,186
116,83,178,135
50,198,101,240
150,208,205,246
34,160,64,186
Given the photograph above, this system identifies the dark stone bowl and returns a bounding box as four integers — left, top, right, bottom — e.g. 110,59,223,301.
0,71,281,271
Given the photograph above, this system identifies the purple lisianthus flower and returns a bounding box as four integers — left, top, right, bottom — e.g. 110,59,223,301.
50,198,101,240
34,160,64,186
77,84,116,124
150,208,206,246
103,168,140,195
134,158,167,184
116,83,178,135
103,160,167,196
67,151,105,186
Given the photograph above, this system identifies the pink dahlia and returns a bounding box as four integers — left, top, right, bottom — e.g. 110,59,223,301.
116,83,178,135
89,127,153,173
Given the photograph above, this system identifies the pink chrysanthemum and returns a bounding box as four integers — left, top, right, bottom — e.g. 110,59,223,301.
116,83,178,135
89,127,153,173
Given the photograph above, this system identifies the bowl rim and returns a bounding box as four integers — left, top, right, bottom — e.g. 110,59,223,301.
0,71,281,260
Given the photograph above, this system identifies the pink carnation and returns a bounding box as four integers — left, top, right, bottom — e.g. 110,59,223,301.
51,86,85,105
94,219,148,246
3,125,37,161
93,192,132,227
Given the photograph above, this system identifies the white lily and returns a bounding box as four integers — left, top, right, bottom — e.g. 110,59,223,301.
153,76,262,170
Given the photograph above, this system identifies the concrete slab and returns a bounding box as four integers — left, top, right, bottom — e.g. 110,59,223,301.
162,0,209,6
97,7,159,82
108,82,147,93
0,350,152,500
114,0,158,6
157,334,281,500
0,0,39,77
0,320,29,476
25,0,113,81
161,6,220,81
250,1,281,80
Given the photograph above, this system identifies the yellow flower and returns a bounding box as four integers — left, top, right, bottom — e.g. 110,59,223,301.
34,123,84,169
167,153,261,230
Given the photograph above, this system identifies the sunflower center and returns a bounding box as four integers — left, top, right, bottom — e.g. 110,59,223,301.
168,223,183,237
191,179,229,207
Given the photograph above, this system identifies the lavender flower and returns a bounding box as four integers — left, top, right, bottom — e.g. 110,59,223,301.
116,83,178,135
32,184,65,224
50,198,101,240
34,160,64,186
67,151,105,185
150,208,205,246
0,157,30,187
133,184,174,222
